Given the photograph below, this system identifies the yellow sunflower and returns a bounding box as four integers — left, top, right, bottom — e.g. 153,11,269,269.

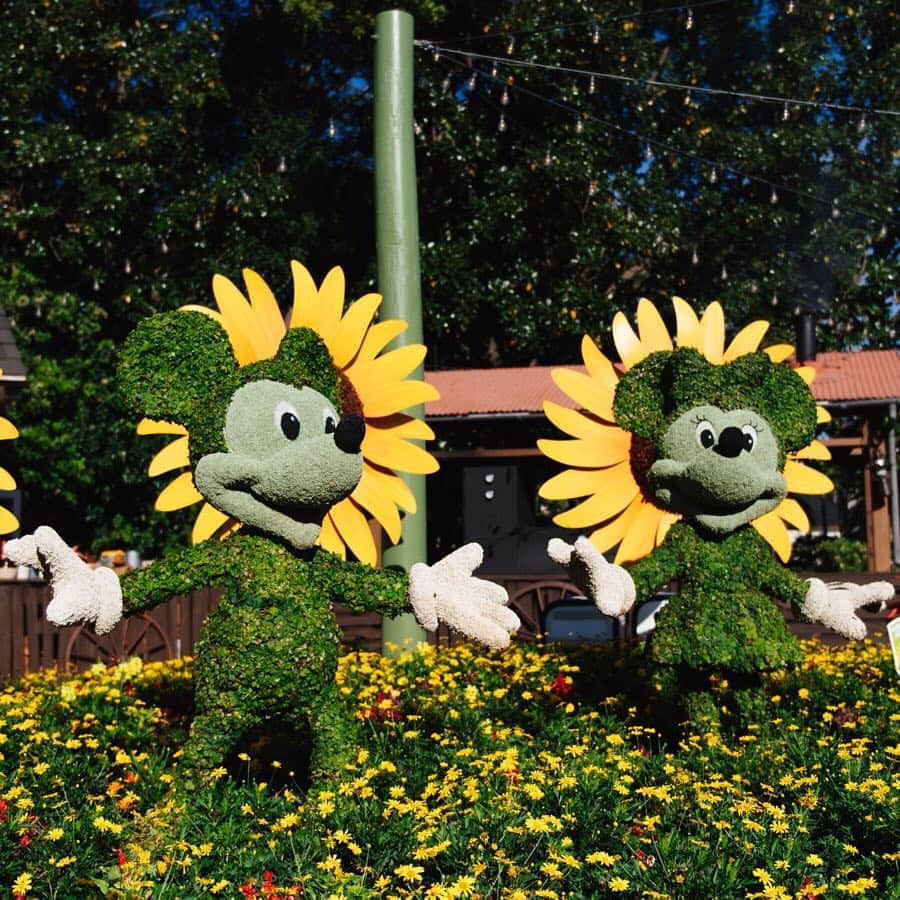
538,297,833,564
0,371,18,535
139,261,439,565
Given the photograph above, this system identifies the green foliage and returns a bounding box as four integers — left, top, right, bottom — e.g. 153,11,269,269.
790,535,869,573
1,640,897,896
614,348,817,454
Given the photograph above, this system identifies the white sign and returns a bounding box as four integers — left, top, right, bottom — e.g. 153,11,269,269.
888,617,900,678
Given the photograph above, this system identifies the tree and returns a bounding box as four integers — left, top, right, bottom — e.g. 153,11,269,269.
413,0,899,366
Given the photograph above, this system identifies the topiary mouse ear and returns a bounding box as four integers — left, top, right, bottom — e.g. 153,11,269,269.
118,310,239,427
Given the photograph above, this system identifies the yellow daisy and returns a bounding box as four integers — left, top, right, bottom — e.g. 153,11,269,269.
139,261,439,565
0,370,19,535
538,297,832,564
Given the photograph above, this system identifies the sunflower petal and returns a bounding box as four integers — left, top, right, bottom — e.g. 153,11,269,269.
636,297,673,354
0,468,16,491
138,418,187,436
587,494,646,553
148,436,190,477
366,414,434,442
289,260,322,332
751,511,792,563
313,266,346,347
543,402,619,443
580,335,619,390
0,504,19,535
331,293,382,368
366,464,417,514
351,469,403,543
612,311,644,370
697,301,725,364
537,432,631,469
242,267,287,352
656,511,681,545
540,459,634,502
722,320,769,362
355,320,409,364
329,498,378,566
672,296,701,348
0,418,19,440
317,513,346,559
774,497,810,532
784,460,834,495
210,274,278,363
352,344,427,387
793,440,830,461
764,344,794,363
361,428,439,475
795,365,815,385
816,406,832,424
191,503,235,544
553,475,640,528
155,472,203,512
358,381,440,418
551,368,615,421
615,501,668,564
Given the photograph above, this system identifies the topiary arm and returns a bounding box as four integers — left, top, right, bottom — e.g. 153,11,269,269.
121,540,235,615
626,531,683,602
310,550,409,618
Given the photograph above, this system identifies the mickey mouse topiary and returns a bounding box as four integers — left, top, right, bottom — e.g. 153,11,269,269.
540,298,894,723
7,263,519,781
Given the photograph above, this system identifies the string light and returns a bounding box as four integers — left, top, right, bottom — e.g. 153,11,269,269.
857,113,867,132
878,224,887,240
498,112,507,133
442,76,451,92
771,292,779,306
686,8,694,29
93,277,100,291
692,247,699,265
786,0,796,13
160,239,169,254
328,117,336,139
589,75,596,94
588,180,597,197
433,49,441,62
545,147,553,166
782,103,790,121
709,167,718,184
468,72,477,91
124,258,131,275
575,116,584,134
506,36,516,55
684,90,692,106
770,187,779,204
501,86,510,105
491,62,498,78
194,215,202,231
721,263,728,280
831,199,840,219
592,23,600,44
645,143,653,160
277,156,287,173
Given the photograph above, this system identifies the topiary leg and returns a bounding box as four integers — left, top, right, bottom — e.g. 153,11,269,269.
306,688,359,781
180,702,261,785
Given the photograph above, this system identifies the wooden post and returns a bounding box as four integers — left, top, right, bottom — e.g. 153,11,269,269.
862,412,892,571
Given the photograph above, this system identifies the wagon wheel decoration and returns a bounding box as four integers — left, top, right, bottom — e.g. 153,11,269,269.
64,613,173,670
508,580,580,641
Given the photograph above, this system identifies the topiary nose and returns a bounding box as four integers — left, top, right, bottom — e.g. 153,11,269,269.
334,414,365,454
715,426,749,458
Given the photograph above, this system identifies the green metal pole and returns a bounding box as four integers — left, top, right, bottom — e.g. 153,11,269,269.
374,9,428,652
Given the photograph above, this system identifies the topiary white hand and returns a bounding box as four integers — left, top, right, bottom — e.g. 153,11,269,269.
6,526,123,635
548,536,636,617
409,543,520,650
802,578,894,641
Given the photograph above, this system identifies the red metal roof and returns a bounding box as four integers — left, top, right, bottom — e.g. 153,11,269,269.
424,349,900,418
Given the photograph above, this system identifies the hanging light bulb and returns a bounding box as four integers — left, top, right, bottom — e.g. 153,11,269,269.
467,72,477,91
771,291,779,307
93,277,100,292
770,187,779,204
575,116,584,135
686,8,694,29
441,76,451,93
277,156,287,173
592,23,600,44
645,144,653,160
831,199,840,219
782,103,790,121
692,247,699,265
328,117,336,139
684,90,692,106
857,113,867,133
160,239,168,254
626,207,634,222
413,120,423,136
501,86,510,106
506,36,515,55
194,214,202,231
491,62,498,79
544,147,552,167
878,224,887,240
721,263,728,280
124,258,131,275
588,75,596,94
433,49,441,62
498,112,507,133
709,167,718,184
588,180,597,197
786,0,796,12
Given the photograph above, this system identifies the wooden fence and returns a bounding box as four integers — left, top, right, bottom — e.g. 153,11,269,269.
0,572,895,680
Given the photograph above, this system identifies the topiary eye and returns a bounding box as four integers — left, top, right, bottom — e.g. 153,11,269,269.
741,424,757,452
275,401,301,441
696,420,716,449
323,407,338,434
